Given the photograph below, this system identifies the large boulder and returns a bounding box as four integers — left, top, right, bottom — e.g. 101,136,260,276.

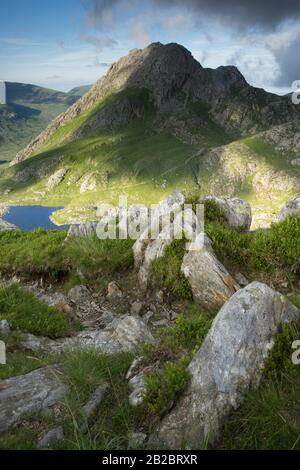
157,282,299,449
21,315,154,355
0,365,67,434
181,245,239,311
202,196,252,231
278,195,300,222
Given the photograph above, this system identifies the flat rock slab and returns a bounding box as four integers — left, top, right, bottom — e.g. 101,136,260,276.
0,365,67,434
21,315,154,355
157,282,299,449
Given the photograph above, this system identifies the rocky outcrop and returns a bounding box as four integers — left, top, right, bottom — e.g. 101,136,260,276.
181,245,239,311
21,315,154,355
47,168,67,190
66,221,97,239
157,282,299,449
202,195,252,231
13,42,299,165
133,191,185,288
278,195,300,222
0,365,67,434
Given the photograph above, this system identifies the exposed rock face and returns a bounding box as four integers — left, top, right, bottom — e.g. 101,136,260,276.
181,246,239,311
157,282,299,449
278,195,300,222
0,365,67,434
47,168,67,190
21,315,154,355
202,195,252,231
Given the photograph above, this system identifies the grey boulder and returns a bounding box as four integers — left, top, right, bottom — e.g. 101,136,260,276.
278,195,300,222
0,365,67,434
157,282,299,449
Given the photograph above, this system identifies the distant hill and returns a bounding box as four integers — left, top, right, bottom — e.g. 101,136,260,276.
1,43,300,227
0,82,89,163
67,85,92,99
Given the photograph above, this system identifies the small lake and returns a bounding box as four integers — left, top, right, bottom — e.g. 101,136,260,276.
3,206,69,231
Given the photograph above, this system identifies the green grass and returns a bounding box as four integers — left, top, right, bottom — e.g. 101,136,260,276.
206,214,300,287
221,320,300,450
0,229,134,284
0,283,71,338
150,239,192,299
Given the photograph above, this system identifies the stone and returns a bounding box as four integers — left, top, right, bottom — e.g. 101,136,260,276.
0,218,17,231
82,383,109,422
66,221,97,239
131,301,143,316
128,372,146,407
234,272,249,287
128,432,147,448
47,169,67,190
68,285,90,303
22,315,154,355
201,195,252,231
181,246,239,312
126,356,145,380
0,365,68,434
107,281,122,299
278,195,300,222
37,426,64,449
0,320,11,335
157,282,300,449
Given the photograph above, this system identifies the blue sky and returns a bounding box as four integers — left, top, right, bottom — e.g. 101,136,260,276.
0,0,299,94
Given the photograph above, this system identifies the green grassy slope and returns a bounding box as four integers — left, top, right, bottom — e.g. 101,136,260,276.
0,82,86,163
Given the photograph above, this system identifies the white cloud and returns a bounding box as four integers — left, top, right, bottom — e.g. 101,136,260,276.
131,20,151,47
163,14,188,31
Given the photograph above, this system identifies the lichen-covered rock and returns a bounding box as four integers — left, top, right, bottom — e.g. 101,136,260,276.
181,246,239,311
278,195,300,222
0,365,67,434
128,373,146,407
201,195,252,231
21,315,154,355
157,282,299,449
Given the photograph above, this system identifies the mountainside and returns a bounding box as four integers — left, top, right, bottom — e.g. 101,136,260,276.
1,43,300,227
0,82,87,163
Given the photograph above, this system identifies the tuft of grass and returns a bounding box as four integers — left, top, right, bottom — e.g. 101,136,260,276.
221,321,300,450
65,235,134,281
150,239,192,299
0,283,70,338
206,214,300,286
144,357,191,417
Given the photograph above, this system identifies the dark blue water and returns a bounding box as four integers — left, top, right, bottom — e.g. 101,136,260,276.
3,206,69,231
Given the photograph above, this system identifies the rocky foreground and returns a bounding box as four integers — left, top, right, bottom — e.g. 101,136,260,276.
0,191,300,449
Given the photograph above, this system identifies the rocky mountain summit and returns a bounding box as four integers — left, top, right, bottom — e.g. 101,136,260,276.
13,42,299,163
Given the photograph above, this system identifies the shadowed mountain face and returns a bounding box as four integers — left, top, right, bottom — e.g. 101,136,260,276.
1,43,300,227
0,82,90,163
